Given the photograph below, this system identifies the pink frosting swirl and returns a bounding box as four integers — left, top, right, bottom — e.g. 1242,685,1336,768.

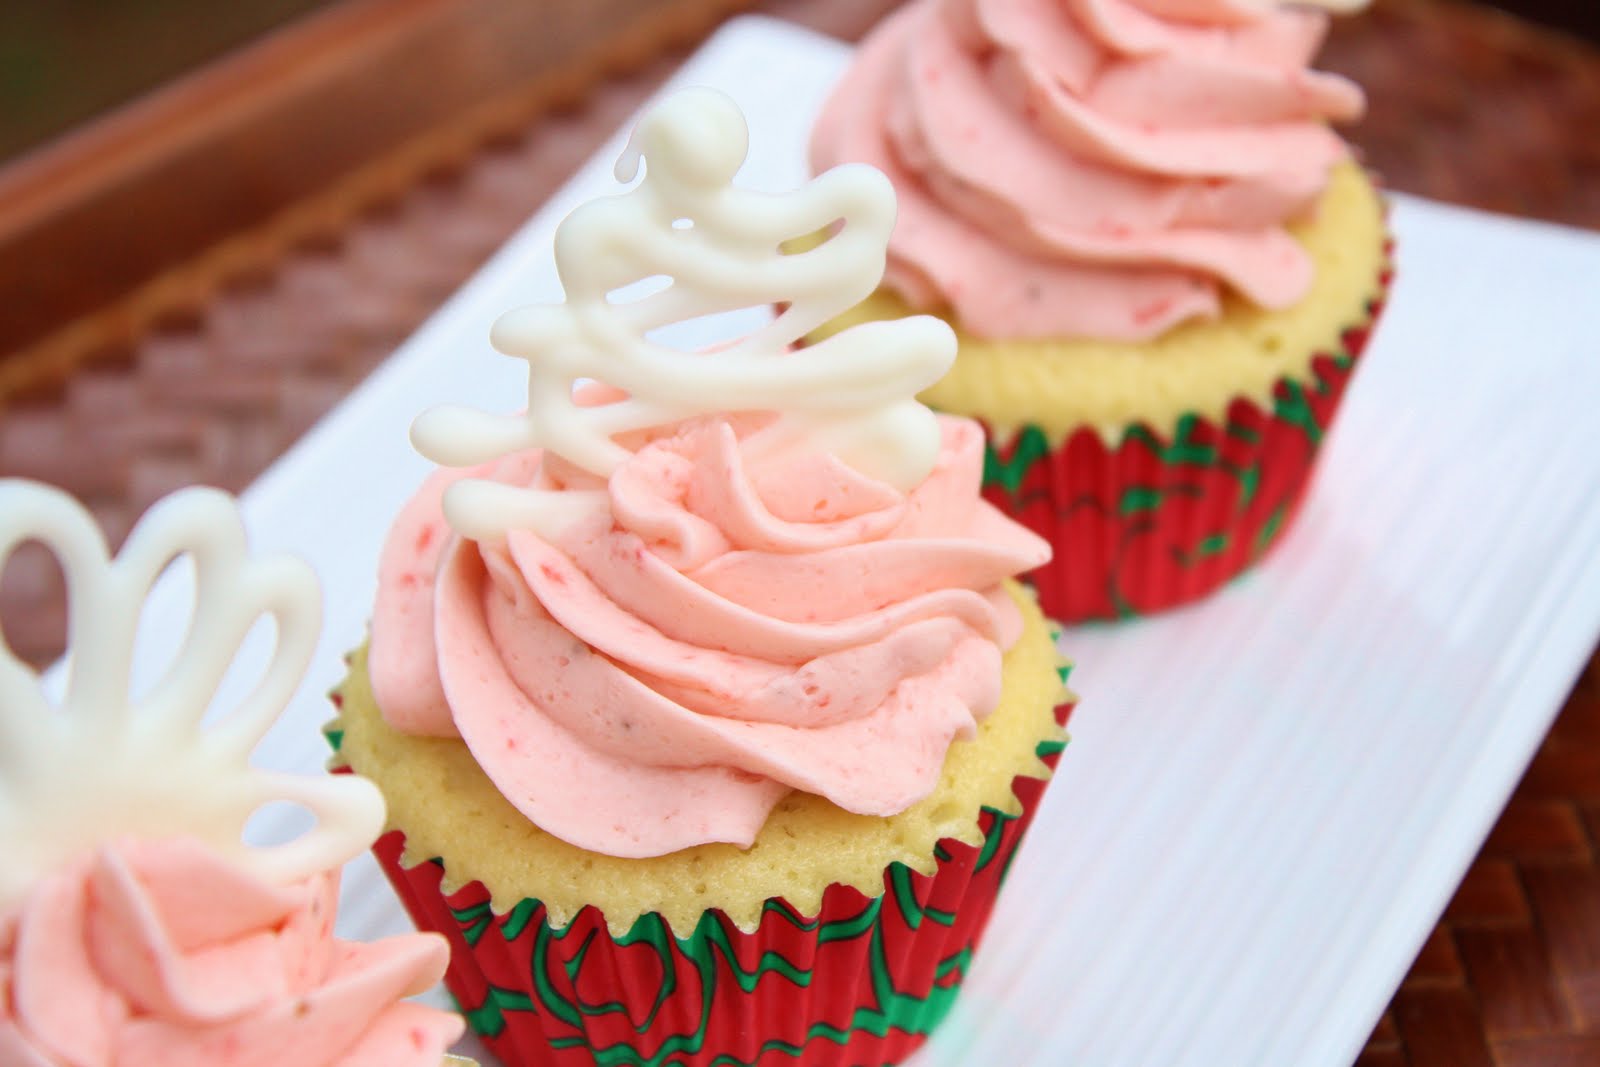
811,0,1366,341
0,836,460,1067
370,415,1050,858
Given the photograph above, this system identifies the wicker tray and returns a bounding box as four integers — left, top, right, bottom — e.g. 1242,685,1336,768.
1,1,1597,1063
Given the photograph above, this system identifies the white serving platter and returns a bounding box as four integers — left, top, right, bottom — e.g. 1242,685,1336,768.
88,15,1600,1067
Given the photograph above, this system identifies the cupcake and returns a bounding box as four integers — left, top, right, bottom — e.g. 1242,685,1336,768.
328,88,1075,1066
0,481,466,1066
809,0,1392,620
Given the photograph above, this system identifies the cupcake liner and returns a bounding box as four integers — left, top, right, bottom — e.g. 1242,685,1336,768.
982,268,1393,622
362,697,1073,1067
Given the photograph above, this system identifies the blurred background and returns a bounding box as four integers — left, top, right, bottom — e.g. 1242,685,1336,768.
1,0,1595,164
0,0,1591,160
0,0,1595,386
1,1,332,161
0,3,1597,1064
1,0,1595,382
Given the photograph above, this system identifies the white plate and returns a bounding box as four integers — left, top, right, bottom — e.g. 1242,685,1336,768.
99,15,1600,1067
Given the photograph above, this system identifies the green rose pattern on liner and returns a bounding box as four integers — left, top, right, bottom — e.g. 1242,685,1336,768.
330,690,1071,1067
983,285,1390,623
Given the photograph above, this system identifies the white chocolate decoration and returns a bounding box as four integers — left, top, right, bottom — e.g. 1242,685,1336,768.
0,480,385,913
411,86,956,541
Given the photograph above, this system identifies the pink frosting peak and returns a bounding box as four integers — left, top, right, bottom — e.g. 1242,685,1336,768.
811,0,1365,341
0,836,461,1067
370,415,1051,858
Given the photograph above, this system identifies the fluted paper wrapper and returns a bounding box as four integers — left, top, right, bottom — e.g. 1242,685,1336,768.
983,275,1392,623
368,701,1072,1067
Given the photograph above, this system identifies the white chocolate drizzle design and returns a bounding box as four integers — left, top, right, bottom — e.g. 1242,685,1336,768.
411,87,956,541
0,480,384,912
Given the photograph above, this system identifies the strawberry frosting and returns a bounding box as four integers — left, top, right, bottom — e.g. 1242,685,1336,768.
810,0,1366,340
0,836,461,1067
369,414,1050,858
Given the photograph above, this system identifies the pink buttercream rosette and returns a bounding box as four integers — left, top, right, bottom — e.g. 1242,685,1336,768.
812,0,1367,341
369,413,1050,858
0,836,461,1067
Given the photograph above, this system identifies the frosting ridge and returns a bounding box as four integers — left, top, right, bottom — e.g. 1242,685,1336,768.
811,0,1366,340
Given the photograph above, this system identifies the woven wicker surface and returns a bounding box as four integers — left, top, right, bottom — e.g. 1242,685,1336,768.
0,0,1597,1063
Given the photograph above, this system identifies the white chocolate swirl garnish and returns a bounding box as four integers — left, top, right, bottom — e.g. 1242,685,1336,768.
411,87,957,541
0,481,385,912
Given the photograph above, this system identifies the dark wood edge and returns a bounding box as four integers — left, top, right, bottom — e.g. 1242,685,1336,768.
0,0,756,403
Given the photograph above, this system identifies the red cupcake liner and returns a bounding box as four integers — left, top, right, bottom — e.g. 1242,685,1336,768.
982,270,1392,622
366,699,1073,1067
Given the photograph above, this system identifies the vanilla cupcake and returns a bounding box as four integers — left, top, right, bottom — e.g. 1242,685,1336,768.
810,0,1391,619
329,89,1075,1067
0,481,465,1066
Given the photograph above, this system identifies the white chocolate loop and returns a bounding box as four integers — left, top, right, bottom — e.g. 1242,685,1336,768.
0,480,385,912
412,86,956,540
